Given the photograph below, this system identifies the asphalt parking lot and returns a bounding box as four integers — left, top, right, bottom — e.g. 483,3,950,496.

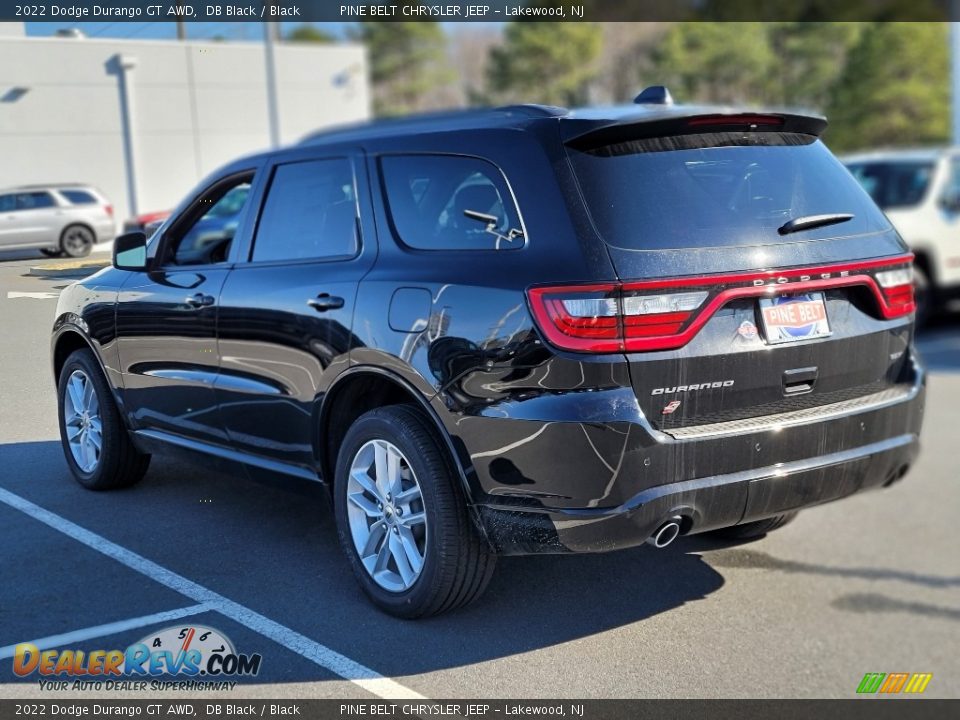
0,249,958,700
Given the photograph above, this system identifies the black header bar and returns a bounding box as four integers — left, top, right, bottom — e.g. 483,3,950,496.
5,0,960,23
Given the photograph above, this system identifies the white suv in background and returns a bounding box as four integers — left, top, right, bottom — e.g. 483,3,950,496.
0,184,116,258
843,149,960,322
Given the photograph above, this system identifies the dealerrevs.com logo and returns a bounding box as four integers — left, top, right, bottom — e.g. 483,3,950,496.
13,625,262,691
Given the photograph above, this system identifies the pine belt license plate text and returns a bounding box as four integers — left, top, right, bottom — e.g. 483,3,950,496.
758,292,831,344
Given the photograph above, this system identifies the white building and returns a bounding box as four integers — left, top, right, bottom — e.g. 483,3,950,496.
0,23,369,223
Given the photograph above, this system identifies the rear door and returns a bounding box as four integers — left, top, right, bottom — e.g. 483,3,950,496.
215,149,375,472
562,123,916,432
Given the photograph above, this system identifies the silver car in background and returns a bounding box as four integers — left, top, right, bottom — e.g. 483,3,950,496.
0,184,116,258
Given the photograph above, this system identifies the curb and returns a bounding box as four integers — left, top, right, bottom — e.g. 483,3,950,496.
27,257,111,279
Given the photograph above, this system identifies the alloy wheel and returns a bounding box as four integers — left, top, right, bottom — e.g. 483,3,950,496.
346,439,428,592
62,226,94,257
63,369,102,473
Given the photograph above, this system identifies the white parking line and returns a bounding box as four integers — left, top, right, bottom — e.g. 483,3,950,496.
6,291,59,300
0,604,212,660
0,487,426,700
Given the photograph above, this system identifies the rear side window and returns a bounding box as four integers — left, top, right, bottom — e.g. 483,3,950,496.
567,133,891,251
380,155,524,251
15,192,56,210
253,158,358,263
0,194,13,212
59,189,98,205
845,161,934,210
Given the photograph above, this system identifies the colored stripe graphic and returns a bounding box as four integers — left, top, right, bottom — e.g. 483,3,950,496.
857,673,886,694
879,672,910,693
857,672,933,694
903,673,933,694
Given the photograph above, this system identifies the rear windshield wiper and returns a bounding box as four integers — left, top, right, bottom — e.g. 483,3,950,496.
778,213,854,236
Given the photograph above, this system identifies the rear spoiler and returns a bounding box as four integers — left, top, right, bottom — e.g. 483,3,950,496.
562,110,828,151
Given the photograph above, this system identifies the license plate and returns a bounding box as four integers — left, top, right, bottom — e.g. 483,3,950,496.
758,292,832,345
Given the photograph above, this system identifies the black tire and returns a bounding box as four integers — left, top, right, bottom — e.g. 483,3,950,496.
40,248,63,258
912,264,933,328
57,348,150,490
333,405,495,618
709,512,798,541
60,224,95,258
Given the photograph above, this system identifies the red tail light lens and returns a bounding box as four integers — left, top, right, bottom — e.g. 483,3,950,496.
528,286,709,352
875,267,916,316
529,284,621,352
528,255,915,354
104,204,114,218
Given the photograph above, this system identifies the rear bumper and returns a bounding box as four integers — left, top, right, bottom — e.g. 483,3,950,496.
479,432,919,554
466,359,925,554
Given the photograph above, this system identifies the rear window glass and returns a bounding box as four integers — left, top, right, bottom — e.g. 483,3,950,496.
567,133,890,251
60,189,98,205
844,161,935,210
380,155,524,251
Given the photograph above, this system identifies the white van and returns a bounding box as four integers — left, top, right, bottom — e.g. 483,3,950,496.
843,148,960,322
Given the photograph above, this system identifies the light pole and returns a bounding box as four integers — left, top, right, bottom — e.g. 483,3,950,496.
263,22,281,148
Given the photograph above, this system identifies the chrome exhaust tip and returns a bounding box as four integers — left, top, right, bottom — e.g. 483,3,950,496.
645,517,682,549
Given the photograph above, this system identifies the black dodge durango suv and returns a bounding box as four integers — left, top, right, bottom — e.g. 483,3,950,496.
52,88,925,617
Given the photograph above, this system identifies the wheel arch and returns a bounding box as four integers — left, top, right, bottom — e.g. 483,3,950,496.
316,366,487,536
51,327,126,416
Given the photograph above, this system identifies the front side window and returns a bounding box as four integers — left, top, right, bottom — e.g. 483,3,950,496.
15,192,56,210
380,155,524,251
165,176,253,266
252,158,358,263
0,194,14,212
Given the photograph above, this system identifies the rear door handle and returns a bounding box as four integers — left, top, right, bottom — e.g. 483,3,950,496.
185,293,215,308
307,294,345,312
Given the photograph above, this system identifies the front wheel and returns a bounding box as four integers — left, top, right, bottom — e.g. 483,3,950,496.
334,405,495,618
57,349,150,490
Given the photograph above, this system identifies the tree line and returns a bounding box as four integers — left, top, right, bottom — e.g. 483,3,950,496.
287,20,950,152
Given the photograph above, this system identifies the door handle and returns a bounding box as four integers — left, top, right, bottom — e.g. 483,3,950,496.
307,293,345,312
185,293,215,308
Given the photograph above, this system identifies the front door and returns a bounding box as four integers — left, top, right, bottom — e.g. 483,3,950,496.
116,171,258,446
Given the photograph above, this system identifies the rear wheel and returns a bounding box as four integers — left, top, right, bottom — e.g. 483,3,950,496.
709,512,798,541
57,349,150,490
334,405,495,618
60,224,95,258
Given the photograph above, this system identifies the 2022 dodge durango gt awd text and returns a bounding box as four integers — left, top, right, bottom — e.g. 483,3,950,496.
51,88,925,618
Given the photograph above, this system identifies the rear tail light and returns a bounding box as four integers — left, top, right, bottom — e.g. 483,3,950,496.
876,267,915,316
104,204,114,218
528,255,916,354
528,285,709,352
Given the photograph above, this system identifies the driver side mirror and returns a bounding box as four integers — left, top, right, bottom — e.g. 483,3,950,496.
112,231,148,271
